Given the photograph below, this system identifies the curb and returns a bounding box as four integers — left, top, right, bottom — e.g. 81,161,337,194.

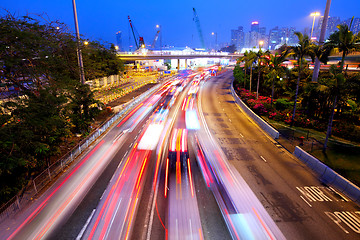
230,80,279,139
294,146,360,205
230,79,360,206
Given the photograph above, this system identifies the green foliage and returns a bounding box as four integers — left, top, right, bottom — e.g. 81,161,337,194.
0,13,123,204
274,98,292,111
233,65,244,85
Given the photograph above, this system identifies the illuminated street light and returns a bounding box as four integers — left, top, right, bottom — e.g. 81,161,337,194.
259,40,264,49
115,45,119,50
84,41,89,45
310,12,320,39
212,32,217,50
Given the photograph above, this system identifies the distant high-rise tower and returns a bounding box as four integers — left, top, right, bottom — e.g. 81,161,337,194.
231,26,244,51
268,26,279,50
116,31,123,51
352,18,360,34
251,21,259,33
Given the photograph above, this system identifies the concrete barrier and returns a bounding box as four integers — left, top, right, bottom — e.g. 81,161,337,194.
230,82,279,139
294,146,360,205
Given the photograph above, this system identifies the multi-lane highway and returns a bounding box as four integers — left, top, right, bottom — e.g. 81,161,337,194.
1,68,359,240
198,70,360,239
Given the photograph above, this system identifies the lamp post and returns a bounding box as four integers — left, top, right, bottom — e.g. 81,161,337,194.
312,0,332,82
156,24,162,56
72,0,86,84
310,12,320,39
212,32,217,50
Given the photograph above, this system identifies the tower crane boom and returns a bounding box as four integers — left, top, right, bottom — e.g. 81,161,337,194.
152,30,160,48
192,8,205,49
128,15,145,50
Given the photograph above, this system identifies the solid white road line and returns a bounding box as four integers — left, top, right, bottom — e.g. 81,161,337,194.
76,209,96,240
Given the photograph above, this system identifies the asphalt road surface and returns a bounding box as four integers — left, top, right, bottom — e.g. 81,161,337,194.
198,70,360,239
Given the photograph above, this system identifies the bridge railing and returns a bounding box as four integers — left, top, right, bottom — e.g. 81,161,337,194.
0,82,162,222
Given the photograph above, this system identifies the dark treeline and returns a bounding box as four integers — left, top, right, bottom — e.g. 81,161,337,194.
0,13,123,204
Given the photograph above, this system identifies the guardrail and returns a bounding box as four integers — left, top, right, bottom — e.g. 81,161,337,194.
230,80,279,139
294,146,360,205
0,82,162,222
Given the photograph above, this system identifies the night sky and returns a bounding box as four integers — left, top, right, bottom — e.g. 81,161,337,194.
1,0,359,49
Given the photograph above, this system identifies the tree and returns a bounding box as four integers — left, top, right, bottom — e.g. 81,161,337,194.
267,49,292,106
290,32,314,125
247,51,257,92
323,65,347,151
0,13,123,203
82,41,124,80
67,83,101,133
255,49,271,99
326,19,360,73
321,22,360,151
237,50,250,89
219,44,236,53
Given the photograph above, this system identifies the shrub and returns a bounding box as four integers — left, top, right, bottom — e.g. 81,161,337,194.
274,98,292,111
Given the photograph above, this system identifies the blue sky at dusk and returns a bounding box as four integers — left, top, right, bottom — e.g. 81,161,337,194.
1,0,359,49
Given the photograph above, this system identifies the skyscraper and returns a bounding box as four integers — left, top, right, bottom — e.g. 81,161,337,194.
317,16,340,39
116,31,123,51
352,18,360,34
268,26,279,50
251,21,259,33
230,26,245,51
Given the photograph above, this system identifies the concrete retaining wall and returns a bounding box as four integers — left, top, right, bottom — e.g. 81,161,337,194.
294,146,360,205
230,82,279,139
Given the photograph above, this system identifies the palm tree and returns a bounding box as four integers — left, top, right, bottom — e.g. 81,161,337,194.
291,32,314,125
323,65,347,151
322,21,360,151
247,51,257,92
267,49,292,106
255,49,270,99
326,19,360,73
237,50,249,89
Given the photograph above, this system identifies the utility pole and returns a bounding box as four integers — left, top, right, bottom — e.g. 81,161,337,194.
72,0,86,84
312,0,332,82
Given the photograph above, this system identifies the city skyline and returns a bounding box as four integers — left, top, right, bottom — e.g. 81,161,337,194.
2,0,360,49
231,15,360,52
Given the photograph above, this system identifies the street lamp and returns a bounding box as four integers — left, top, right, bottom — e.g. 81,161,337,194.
156,24,162,55
72,0,86,84
310,12,320,39
211,32,217,50
259,40,264,50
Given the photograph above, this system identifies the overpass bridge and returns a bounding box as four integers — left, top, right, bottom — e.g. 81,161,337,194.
117,52,242,61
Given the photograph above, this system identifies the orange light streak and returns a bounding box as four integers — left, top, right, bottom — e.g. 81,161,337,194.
165,158,169,197
252,207,275,240
187,158,194,197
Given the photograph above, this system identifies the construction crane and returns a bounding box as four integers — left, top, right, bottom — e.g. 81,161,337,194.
151,30,160,48
128,15,145,50
192,8,205,49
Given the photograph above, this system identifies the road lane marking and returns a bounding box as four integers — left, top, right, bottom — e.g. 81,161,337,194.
76,209,96,240
260,156,267,162
329,187,350,202
300,195,312,207
325,211,360,234
297,186,333,202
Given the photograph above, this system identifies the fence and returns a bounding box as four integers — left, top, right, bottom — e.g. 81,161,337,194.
0,82,161,222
